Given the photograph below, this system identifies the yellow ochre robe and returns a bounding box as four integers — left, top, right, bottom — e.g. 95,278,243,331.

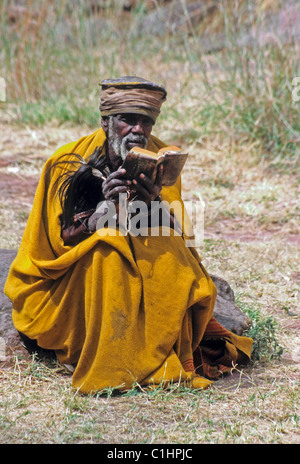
4,128,252,393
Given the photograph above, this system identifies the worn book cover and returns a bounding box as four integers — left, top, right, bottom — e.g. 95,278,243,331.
122,145,188,186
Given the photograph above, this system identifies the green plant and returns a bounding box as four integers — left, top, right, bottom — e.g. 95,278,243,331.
236,298,284,362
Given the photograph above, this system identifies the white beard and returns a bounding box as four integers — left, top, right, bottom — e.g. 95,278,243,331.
108,117,148,160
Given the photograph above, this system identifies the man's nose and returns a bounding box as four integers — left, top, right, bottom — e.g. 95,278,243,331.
131,120,145,134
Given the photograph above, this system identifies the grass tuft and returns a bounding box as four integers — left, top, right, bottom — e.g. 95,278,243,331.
236,297,284,362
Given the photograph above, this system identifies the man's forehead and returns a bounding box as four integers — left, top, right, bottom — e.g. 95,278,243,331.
114,113,154,121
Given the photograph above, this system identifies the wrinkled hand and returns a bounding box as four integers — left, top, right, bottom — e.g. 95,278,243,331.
102,168,132,203
130,165,164,205
102,165,164,206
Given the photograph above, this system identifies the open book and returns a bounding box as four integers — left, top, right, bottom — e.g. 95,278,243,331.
121,145,188,186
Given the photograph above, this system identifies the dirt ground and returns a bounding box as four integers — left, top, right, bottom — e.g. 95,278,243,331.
0,121,299,444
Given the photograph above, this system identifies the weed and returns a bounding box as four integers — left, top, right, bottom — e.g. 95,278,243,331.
235,297,284,362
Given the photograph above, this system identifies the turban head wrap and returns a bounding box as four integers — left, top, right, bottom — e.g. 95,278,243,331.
99,76,167,123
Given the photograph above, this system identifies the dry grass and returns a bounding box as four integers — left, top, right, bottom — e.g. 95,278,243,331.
0,354,298,444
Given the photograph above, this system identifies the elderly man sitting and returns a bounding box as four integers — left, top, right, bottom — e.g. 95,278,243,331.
4,76,252,393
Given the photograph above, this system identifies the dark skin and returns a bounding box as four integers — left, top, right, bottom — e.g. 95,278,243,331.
101,113,164,205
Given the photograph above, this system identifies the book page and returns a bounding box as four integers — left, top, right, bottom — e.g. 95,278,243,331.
122,146,188,186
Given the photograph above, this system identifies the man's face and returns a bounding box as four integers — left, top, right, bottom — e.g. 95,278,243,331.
104,113,154,160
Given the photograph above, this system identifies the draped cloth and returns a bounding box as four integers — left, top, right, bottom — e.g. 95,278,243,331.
4,128,252,393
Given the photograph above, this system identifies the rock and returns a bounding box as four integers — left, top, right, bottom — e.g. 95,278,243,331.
0,249,30,363
0,249,251,364
211,274,252,335
0,249,17,312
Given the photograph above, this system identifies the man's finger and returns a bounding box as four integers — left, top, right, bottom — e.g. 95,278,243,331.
105,185,129,200
130,181,150,199
155,164,164,189
104,168,127,183
102,177,131,195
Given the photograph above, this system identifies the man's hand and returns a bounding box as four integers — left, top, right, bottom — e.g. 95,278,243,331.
131,164,164,204
102,165,163,206
102,168,132,203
